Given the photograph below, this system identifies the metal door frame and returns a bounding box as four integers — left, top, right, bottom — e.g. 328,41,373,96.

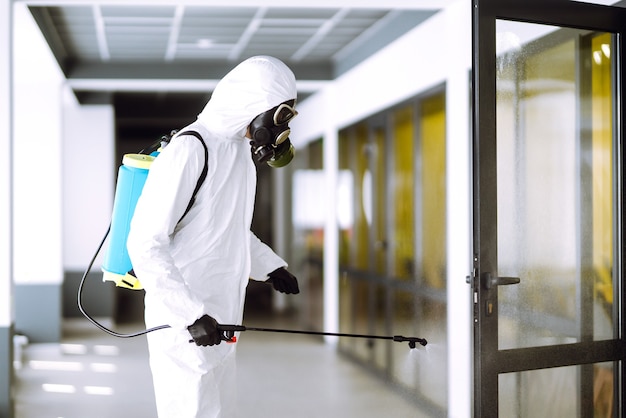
471,0,626,416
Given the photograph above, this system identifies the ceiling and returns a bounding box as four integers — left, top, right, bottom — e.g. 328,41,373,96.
23,1,447,141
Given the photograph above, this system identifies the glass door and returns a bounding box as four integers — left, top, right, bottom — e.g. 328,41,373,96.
471,1,626,416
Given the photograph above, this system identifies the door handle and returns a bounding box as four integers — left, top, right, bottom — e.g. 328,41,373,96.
483,272,520,289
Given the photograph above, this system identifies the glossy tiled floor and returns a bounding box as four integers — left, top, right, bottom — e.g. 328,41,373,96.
13,317,431,418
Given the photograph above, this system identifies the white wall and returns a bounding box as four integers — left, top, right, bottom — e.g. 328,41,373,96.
291,5,457,145
62,93,114,271
290,2,473,416
444,3,472,417
13,3,115,279
12,3,64,286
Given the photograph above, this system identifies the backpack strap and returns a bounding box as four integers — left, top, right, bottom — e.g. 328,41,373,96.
177,130,208,223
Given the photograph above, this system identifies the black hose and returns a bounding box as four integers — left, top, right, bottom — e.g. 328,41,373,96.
77,225,171,338
77,136,175,338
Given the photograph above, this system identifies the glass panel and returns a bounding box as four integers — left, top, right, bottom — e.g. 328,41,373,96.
339,273,369,357
338,129,352,267
338,269,352,345
590,33,614,341
392,105,415,279
420,94,447,290
290,139,324,331
334,94,448,412
370,125,388,372
392,289,416,386
499,362,615,417
353,124,370,270
391,289,447,409
413,93,448,410
372,283,387,371
338,124,370,360
372,125,387,275
593,362,616,417
495,20,615,349
338,129,351,344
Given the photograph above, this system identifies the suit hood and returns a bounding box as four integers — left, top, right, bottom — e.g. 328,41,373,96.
197,56,297,138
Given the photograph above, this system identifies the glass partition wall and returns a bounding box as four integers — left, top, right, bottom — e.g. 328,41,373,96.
332,90,448,414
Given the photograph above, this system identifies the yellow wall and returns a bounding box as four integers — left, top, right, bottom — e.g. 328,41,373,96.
591,33,613,305
392,105,415,279
421,94,447,288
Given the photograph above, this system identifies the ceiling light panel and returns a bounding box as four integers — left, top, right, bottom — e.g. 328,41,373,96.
41,6,99,59
28,3,437,83
263,8,338,19
174,7,257,60
98,5,173,60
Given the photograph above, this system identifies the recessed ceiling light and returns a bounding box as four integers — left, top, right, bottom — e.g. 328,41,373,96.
196,39,214,49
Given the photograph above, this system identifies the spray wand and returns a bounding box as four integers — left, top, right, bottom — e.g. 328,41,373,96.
211,324,427,349
80,231,428,348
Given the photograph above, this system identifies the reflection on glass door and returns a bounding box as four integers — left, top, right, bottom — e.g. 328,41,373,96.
495,22,616,414
496,23,615,349
473,1,626,416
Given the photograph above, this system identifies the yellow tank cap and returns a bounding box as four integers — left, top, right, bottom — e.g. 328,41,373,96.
102,270,144,290
122,154,155,170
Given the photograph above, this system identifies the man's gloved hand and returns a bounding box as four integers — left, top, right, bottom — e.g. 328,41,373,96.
266,267,300,294
187,314,221,346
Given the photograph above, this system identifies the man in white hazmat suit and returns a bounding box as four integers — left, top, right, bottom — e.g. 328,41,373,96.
127,55,300,418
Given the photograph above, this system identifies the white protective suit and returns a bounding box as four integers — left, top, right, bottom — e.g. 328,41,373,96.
127,56,297,418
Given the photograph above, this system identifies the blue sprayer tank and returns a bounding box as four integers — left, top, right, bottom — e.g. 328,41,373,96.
101,153,155,290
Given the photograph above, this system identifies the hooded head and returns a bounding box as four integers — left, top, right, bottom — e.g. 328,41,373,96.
197,56,297,138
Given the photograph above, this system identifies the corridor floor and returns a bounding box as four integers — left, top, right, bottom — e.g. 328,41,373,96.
13,317,432,418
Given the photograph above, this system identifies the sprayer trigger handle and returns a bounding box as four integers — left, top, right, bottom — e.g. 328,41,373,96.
217,324,247,332
217,324,246,343
221,330,236,342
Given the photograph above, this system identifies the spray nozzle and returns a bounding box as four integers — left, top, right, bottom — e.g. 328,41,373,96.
393,335,428,349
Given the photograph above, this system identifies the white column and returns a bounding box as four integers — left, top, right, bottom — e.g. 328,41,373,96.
0,0,14,415
445,1,472,417
13,3,64,286
61,94,116,320
62,95,115,271
323,124,339,342
12,3,65,342
0,0,13,330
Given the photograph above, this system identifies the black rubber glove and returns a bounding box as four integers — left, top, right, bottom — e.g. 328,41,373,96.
187,314,221,346
266,267,300,294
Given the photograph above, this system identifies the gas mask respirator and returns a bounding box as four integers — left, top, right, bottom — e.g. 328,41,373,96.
249,99,297,168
